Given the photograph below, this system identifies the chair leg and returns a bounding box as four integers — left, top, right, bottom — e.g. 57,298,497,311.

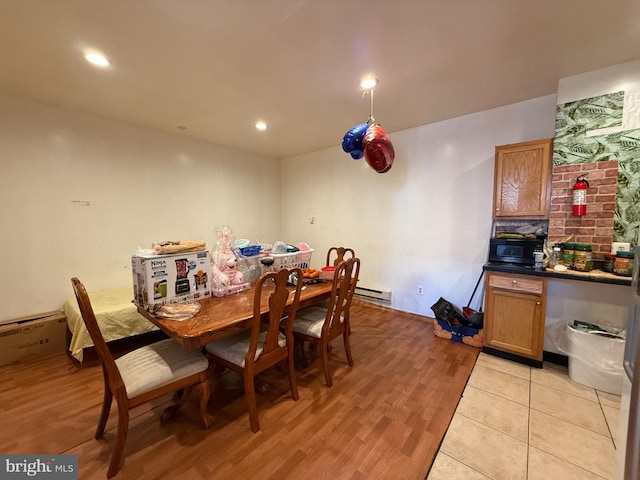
343,330,354,367
107,403,129,478
95,386,113,439
287,351,299,401
244,371,260,432
321,341,332,387
161,386,192,423
294,338,309,369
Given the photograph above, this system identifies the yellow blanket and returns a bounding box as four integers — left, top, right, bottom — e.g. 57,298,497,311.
63,287,158,362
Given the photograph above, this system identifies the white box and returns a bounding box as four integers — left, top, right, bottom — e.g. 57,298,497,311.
131,251,211,308
0,311,67,366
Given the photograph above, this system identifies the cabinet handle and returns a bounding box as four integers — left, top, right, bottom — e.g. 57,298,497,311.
512,280,517,285
536,301,541,305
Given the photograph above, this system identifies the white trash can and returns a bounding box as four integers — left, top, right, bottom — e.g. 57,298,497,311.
566,323,625,395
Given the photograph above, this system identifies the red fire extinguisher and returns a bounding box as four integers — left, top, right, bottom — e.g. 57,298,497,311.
572,175,589,216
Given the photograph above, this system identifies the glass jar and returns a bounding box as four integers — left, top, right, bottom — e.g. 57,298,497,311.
614,251,634,277
603,254,616,273
573,244,593,272
563,243,577,269
533,247,544,269
549,247,562,268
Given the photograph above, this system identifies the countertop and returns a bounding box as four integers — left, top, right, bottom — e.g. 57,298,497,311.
483,262,632,286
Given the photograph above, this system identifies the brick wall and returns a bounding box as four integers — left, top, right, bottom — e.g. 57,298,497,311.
548,160,618,258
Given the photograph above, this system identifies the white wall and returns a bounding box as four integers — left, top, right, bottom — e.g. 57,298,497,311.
280,95,557,316
557,58,640,107
0,96,281,322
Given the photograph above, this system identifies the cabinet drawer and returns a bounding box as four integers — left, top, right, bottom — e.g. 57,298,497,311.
488,274,544,295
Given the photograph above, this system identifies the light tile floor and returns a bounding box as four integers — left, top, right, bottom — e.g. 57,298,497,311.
427,352,621,480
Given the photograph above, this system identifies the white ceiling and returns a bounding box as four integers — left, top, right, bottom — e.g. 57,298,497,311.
2,1,639,158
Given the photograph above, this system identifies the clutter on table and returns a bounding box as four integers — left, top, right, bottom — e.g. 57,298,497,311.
132,226,315,310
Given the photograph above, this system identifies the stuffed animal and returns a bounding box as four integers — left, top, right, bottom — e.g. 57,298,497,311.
211,226,248,296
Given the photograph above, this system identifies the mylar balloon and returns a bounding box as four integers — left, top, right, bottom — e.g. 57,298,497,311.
363,124,395,173
341,122,368,160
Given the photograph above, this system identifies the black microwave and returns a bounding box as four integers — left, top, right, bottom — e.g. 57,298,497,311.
488,238,544,265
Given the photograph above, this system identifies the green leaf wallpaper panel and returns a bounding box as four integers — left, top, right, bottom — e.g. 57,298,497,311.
554,91,627,166
616,159,640,244
554,91,640,245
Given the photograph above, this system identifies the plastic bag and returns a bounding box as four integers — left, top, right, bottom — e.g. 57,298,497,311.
152,240,207,255
210,225,249,297
546,320,625,373
153,302,201,321
430,297,469,326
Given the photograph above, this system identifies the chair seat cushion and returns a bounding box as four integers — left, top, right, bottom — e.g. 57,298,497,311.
116,339,209,399
205,329,286,367
291,306,342,338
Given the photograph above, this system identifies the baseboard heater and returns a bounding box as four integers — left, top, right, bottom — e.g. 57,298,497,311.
354,286,391,303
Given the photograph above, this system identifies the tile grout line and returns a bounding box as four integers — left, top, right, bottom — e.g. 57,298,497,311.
527,441,611,480
437,451,494,480
596,391,619,448
466,368,530,408
454,409,529,445
529,377,601,403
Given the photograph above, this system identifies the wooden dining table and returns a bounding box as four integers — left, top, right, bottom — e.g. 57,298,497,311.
137,280,332,350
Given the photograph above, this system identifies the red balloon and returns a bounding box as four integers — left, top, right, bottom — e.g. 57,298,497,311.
363,124,395,173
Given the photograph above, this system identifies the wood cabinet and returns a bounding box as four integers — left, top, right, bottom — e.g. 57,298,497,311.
483,272,546,365
493,138,553,219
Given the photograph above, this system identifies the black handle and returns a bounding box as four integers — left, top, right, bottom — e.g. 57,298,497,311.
467,270,485,308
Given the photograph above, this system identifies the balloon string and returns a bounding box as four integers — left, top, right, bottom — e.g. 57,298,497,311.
369,88,375,124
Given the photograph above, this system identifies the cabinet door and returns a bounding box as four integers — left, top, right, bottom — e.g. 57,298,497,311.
484,273,546,361
493,138,553,219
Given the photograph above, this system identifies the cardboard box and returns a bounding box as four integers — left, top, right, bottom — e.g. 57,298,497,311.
131,251,211,308
0,311,67,366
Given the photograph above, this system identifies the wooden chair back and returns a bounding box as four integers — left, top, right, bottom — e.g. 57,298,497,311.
247,267,303,369
344,257,361,322
326,246,355,267
323,257,359,339
71,277,124,393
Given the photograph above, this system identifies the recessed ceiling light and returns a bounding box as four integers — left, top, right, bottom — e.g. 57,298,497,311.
360,77,379,89
84,52,110,67
255,121,268,131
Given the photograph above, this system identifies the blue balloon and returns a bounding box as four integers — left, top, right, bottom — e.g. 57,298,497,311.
341,123,368,160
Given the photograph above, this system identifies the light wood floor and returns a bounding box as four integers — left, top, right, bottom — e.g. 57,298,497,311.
0,301,479,479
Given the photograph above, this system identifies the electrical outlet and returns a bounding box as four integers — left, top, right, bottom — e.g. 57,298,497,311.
309,216,315,224
417,285,424,295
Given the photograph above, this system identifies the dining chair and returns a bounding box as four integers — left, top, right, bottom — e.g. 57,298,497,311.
71,278,214,478
205,268,303,432
326,246,355,267
325,247,357,334
292,257,360,387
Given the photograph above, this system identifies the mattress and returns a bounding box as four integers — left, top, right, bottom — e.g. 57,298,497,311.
63,287,158,362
